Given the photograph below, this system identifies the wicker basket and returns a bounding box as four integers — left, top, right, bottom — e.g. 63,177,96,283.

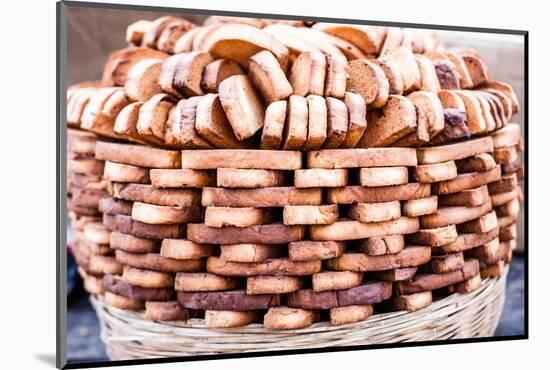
91,267,507,360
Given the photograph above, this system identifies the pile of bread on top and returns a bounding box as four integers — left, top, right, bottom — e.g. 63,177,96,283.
66,14,523,329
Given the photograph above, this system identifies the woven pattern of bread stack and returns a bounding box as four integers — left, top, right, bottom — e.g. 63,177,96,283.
66,15,524,329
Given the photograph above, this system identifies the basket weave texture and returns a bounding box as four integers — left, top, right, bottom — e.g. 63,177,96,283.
91,267,507,360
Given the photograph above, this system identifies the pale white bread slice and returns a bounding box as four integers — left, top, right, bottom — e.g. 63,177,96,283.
201,59,244,94
379,27,404,56
124,58,163,102
326,245,430,271
477,91,505,129
444,51,474,89
282,95,308,150
195,93,254,149
454,90,487,134
359,95,417,147
136,93,175,144
324,54,348,98
491,123,521,148
180,149,301,170
323,97,349,149
482,81,519,114
126,20,152,46
289,51,326,97
379,47,421,93
414,54,440,93
402,196,439,217
260,100,286,150
173,27,202,53
307,147,417,168
156,19,196,53
461,53,491,87
346,59,389,108
248,50,293,104
474,92,497,132
165,97,213,149
302,95,328,151
159,54,184,98
417,136,494,164
191,25,221,51
312,23,386,54
142,16,180,48
173,51,213,96
258,31,320,63
203,24,289,71
218,75,265,141
67,87,98,127
370,59,404,95
204,15,264,28
101,47,168,87
80,87,129,139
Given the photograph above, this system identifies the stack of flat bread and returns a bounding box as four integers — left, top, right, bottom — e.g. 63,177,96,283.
66,15,524,329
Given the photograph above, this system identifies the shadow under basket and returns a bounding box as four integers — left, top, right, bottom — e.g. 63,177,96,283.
91,267,507,360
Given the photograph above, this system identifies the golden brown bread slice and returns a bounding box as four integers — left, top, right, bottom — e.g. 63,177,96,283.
201,187,321,207
247,276,303,294
392,291,432,312
101,47,168,87
288,51,326,97
156,19,196,53
201,59,244,94
330,305,373,325
406,224,458,247
165,97,214,149
346,59,389,108
444,51,474,89
260,100,286,149
218,75,265,141
461,53,491,87
113,183,199,206
294,169,348,188
80,88,129,139
264,307,318,329
312,23,386,54
132,202,201,225
457,211,498,234
204,24,289,71
327,246,431,271
124,58,163,102
206,256,319,276
310,217,420,241
482,81,519,114
414,160,458,183
379,47,421,93
323,97,349,149
328,183,430,205
432,166,501,195
341,92,368,148
421,201,493,229
401,196,438,217
248,50,293,104
204,206,272,228
206,311,258,328
359,167,409,187
414,54,440,93
438,186,490,207
312,271,363,292
136,93,175,144
455,153,497,173
180,149,301,170
282,95,309,150
126,20,152,46
220,243,285,263
417,136,494,164
103,161,149,184
217,168,286,188
160,239,217,260
324,54,348,98
307,147,417,168
122,266,174,289
195,93,254,148
288,240,344,261
358,235,405,256
348,201,401,223
172,51,213,96
474,93,497,132
359,95,417,147
142,16,180,48
302,95,328,150
145,301,190,321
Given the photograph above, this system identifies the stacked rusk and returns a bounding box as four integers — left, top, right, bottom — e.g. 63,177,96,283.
66,15,524,329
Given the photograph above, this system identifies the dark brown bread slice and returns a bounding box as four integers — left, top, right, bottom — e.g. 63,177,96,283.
324,54,347,98
115,250,203,273
488,174,518,195
434,227,499,253
248,50,293,104
260,100,287,150
327,183,430,204
108,214,185,240
218,75,266,140
307,147,417,168
156,19,196,53
373,267,418,282
174,52,214,95
202,187,321,207
430,108,470,145
113,183,200,206
346,59,389,107
287,281,391,309
282,95,308,150
396,259,479,294
99,198,133,216
417,136,493,164
326,246,431,272
433,60,460,90
356,235,405,255
455,153,497,173
499,224,517,242
201,59,244,93
370,59,404,95
207,256,320,276
444,51,474,89
178,290,279,311
420,201,492,229
180,149,301,170
204,24,289,71
360,95,417,147
342,92,368,148
188,223,305,245
432,166,501,195
104,274,175,302
431,252,464,274
323,97,348,149
302,95,328,150
457,211,498,234
406,225,458,247
195,93,254,148
438,185,490,207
